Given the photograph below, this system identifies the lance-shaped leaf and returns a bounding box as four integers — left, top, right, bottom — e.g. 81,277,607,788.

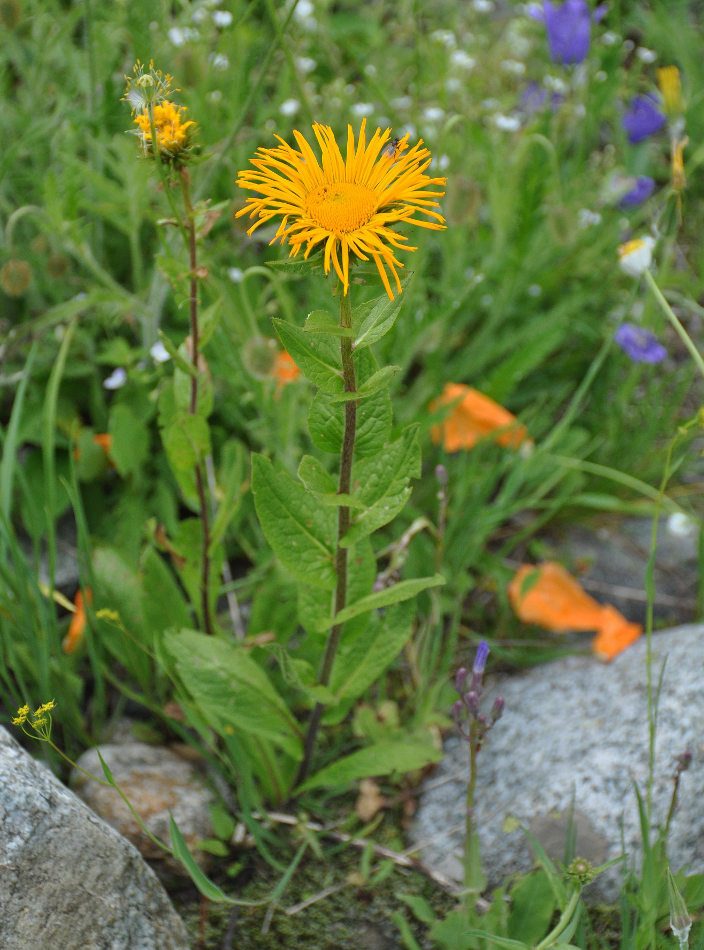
304,309,354,338
323,573,444,628
342,425,421,545
163,629,303,760
308,348,392,456
252,454,337,589
329,601,416,704
354,279,409,350
297,738,441,792
273,317,343,393
298,537,376,637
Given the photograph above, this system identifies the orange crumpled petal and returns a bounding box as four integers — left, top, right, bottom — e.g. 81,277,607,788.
62,588,92,654
430,382,531,452
273,350,300,397
507,561,642,662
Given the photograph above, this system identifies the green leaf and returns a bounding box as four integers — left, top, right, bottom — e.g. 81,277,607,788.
162,412,211,472
308,349,392,456
163,629,302,759
209,439,246,551
461,932,528,950
397,893,437,927
297,455,337,494
327,365,401,402
327,573,444,628
354,282,408,349
169,816,245,905
342,426,421,545
304,309,354,337
507,871,557,944
109,404,149,477
298,538,375,637
252,454,337,589
330,601,415,703
174,342,214,419
298,739,442,792
198,298,224,348
139,546,192,636
273,318,343,393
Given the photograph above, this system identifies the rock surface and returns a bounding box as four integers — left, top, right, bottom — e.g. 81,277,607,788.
0,726,189,950
410,623,704,902
73,740,215,872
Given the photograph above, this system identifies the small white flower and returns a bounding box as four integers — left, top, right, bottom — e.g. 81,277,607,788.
445,77,462,93
578,208,602,228
501,59,526,75
191,8,209,24
493,113,521,131
212,9,232,26
208,89,223,103
528,284,542,297
472,0,494,11
391,95,413,110
618,236,655,277
430,29,456,48
150,341,171,364
450,49,476,69
544,75,568,94
168,26,198,46
667,512,698,538
209,52,229,70
280,98,300,116
104,368,127,390
423,106,445,123
295,56,316,74
636,47,657,64
601,31,619,46
228,267,244,283
351,102,375,117
436,154,450,171
595,70,608,82
294,0,314,19
364,63,377,77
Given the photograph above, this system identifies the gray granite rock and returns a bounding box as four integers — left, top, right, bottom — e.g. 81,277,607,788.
410,623,704,902
73,740,215,873
0,727,189,950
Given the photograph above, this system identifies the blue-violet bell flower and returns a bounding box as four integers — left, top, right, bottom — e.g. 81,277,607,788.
528,1,608,65
622,94,666,143
614,323,667,363
618,175,656,208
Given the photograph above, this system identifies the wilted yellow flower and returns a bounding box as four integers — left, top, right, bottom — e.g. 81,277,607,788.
1,258,31,297
618,235,655,278
657,66,684,118
133,101,196,163
671,136,688,191
236,119,446,299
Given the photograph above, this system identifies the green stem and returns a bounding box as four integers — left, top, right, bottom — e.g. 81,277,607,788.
180,168,214,637
295,289,357,789
534,888,581,950
463,736,486,906
644,270,704,380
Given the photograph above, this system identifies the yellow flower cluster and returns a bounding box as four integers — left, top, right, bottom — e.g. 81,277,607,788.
12,700,56,740
123,61,196,165
133,101,196,161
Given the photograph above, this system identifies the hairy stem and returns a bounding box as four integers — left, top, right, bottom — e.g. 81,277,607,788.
180,168,214,637
295,290,357,788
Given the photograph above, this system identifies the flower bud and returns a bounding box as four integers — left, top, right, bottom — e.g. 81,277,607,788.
490,696,504,724
454,667,468,693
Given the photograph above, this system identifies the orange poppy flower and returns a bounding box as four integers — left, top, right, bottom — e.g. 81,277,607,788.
273,349,300,397
430,383,531,453
62,588,92,654
507,561,642,661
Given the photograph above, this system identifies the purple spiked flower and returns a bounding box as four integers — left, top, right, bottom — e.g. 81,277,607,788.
473,640,490,676
528,1,608,65
614,323,667,363
623,94,666,143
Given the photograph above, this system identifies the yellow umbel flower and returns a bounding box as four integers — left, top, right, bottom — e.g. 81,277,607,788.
134,101,196,163
236,119,446,299
657,66,684,118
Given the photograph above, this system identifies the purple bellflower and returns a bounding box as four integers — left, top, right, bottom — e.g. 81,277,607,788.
623,94,666,143
614,323,667,363
618,175,656,208
528,1,608,65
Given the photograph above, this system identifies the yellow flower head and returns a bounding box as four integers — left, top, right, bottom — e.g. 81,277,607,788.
657,66,684,118
235,119,446,299
133,101,196,163
12,704,30,726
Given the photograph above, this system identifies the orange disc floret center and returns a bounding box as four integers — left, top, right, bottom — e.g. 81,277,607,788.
306,182,378,234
